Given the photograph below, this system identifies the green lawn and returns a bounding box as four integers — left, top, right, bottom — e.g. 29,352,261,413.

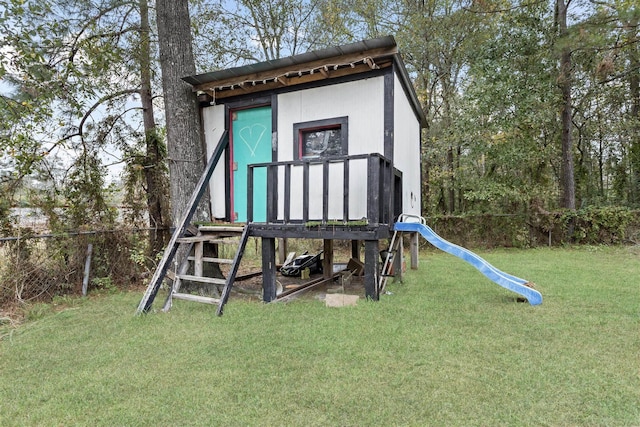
1,246,639,426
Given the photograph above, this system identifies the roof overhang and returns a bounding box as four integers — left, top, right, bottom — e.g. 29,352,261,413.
183,36,426,128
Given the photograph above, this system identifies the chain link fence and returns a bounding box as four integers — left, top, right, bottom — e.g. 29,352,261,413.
2,208,639,308
0,229,157,306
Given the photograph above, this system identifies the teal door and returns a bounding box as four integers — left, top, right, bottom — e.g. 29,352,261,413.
231,106,272,222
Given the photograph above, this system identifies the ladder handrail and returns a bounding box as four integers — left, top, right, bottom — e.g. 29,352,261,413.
216,224,252,316
378,213,425,292
397,213,426,225
135,131,229,315
378,229,401,293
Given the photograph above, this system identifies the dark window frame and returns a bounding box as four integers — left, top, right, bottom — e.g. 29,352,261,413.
293,116,348,160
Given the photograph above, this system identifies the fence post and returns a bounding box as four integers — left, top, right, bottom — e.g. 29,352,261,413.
82,243,93,296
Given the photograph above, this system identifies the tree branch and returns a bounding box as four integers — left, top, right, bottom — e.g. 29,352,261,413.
58,88,141,144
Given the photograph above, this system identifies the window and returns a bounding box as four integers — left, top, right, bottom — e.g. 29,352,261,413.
294,117,348,159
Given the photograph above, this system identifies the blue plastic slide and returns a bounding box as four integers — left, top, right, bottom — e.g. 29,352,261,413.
394,215,542,305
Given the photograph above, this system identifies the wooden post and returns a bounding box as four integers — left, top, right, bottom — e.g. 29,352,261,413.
277,238,287,265
351,240,361,261
247,166,254,222
82,243,93,297
262,238,277,302
366,157,380,224
410,232,419,269
322,161,329,222
394,233,403,282
303,162,310,222
194,241,203,277
323,239,333,279
364,240,379,300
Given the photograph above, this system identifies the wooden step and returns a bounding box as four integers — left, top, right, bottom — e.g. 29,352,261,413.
198,225,245,233
176,236,240,244
186,256,234,264
176,274,226,285
172,293,220,304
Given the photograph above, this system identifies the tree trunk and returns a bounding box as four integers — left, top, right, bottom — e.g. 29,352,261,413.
139,0,169,257
447,146,455,213
156,0,223,287
156,0,209,224
627,20,640,204
556,0,576,211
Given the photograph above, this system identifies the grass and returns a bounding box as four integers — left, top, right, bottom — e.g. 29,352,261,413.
1,245,639,426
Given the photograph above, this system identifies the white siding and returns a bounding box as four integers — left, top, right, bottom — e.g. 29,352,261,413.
202,105,227,219
393,74,422,217
277,77,385,161
277,77,384,220
201,73,422,222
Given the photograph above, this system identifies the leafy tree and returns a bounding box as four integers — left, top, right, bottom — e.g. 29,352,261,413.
0,0,169,254
191,0,319,70
460,1,560,214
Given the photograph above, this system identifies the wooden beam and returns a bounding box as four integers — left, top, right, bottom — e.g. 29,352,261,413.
176,274,226,285
261,238,277,302
172,293,220,304
411,232,419,269
250,225,390,241
394,233,404,283
199,60,393,100
364,240,379,300
193,48,396,92
277,238,287,265
322,161,329,221
323,239,333,279
276,75,290,86
351,240,361,261
194,242,203,277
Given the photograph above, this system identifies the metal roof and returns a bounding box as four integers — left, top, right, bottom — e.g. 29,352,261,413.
183,36,399,86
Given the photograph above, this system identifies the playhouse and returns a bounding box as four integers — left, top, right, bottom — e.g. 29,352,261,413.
137,36,427,314
188,35,425,226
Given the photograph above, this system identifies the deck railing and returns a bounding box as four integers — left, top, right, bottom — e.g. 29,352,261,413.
247,153,401,226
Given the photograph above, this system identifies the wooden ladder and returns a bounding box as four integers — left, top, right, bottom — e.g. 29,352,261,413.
378,228,402,294
161,225,251,315
135,130,231,315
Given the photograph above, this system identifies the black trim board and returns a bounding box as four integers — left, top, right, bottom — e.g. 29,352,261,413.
383,69,394,161
207,67,388,107
249,223,391,240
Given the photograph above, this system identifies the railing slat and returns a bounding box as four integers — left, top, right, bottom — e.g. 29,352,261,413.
343,160,350,221
303,162,309,223
247,166,254,223
284,164,291,222
247,154,397,225
322,160,329,223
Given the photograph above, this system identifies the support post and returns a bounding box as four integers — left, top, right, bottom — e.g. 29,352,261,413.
364,240,379,300
323,239,333,279
262,238,277,302
351,240,361,261
277,238,287,265
82,243,93,297
194,242,203,277
394,233,404,282
410,232,419,269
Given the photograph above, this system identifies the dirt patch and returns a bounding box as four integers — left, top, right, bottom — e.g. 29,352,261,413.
230,267,366,303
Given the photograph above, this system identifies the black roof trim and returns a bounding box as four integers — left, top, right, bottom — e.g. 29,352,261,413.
184,36,426,127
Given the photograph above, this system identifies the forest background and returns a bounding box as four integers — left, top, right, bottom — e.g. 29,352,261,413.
0,0,639,305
